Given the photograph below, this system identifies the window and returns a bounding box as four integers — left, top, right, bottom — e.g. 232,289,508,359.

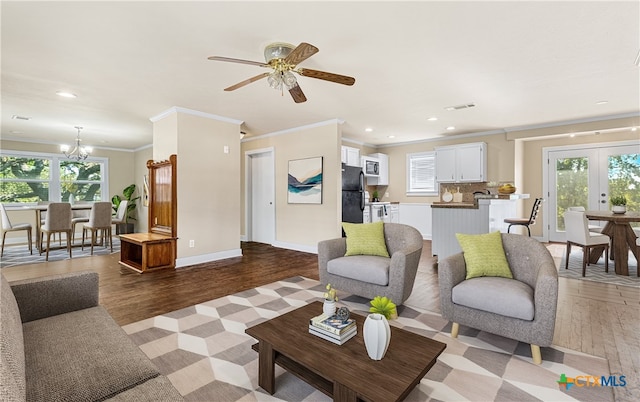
0,150,109,204
406,151,437,196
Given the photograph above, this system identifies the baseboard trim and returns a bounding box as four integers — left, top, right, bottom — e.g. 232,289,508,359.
271,241,317,254
176,248,243,268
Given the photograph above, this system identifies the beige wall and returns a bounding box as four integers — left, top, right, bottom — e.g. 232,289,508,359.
241,122,341,249
152,110,242,264
134,146,153,233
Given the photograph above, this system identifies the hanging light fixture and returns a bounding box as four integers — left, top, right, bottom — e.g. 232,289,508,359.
60,126,92,161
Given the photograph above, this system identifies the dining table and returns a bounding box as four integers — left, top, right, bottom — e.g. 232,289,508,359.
585,210,640,276
10,204,94,252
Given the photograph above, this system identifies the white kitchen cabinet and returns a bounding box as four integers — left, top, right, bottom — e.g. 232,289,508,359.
435,142,487,183
341,146,361,167
366,152,389,185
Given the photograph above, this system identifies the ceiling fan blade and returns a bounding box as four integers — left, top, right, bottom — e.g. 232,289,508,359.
208,56,270,68
224,72,270,91
298,68,355,86
284,43,319,66
289,84,307,103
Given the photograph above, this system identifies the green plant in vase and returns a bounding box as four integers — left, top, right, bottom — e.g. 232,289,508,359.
372,190,379,202
369,296,397,320
610,195,627,214
322,284,338,316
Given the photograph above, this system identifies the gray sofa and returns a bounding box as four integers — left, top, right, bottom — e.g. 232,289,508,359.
318,223,423,305
1,271,183,401
438,233,558,364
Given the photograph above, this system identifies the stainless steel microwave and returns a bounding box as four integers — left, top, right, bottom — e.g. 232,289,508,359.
362,156,380,177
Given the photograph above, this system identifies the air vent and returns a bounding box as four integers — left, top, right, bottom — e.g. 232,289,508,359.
11,115,31,121
445,103,476,111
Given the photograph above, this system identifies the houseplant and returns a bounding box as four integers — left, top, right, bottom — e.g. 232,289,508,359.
323,283,338,316
363,296,396,360
610,195,627,214
112,184,140,234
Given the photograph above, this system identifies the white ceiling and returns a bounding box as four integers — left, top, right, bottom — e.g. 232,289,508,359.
2,1,639,151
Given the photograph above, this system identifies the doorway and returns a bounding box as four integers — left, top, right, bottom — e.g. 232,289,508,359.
545,141,640,242
245,148,275,244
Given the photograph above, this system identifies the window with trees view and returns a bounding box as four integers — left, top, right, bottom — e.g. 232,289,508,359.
0,151,108,204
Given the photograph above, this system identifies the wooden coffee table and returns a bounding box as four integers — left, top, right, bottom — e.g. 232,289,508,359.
245,301,446,402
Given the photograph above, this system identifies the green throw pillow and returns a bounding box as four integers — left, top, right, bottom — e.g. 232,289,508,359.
342,221,390,257
455,231,513,279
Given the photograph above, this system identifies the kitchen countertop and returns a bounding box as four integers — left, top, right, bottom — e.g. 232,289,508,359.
432,194,529,209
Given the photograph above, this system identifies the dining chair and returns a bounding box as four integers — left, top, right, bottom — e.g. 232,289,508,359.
71,204,90,245
504,197,543,236
1,203,33,257
82,202,113,255
564,210,610,277
37,201,61,245
40,202,72,261
111,200,128,225
567,206,603,233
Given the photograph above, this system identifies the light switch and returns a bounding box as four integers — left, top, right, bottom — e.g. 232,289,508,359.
223,145,229,154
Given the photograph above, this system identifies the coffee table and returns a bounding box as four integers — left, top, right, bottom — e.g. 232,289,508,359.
245,301,446,402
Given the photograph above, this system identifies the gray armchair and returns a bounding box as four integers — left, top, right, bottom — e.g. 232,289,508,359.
318,223,423,305
438,233,558,364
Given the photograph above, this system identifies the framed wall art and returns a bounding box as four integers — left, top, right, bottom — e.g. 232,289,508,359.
287,156,323,204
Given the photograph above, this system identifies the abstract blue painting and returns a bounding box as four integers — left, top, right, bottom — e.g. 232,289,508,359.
288,157,323,204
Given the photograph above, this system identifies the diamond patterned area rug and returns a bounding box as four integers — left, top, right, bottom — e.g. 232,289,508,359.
0,237,120,269
559,250,639,288
123,277,613,402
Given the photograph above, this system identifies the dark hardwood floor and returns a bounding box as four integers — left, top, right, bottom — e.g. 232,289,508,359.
3,242,320,325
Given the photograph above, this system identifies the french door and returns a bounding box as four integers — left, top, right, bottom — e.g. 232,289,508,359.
546,143,640,242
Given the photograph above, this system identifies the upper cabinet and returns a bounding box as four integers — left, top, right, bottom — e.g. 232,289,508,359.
366,152,389,186
341,146,361,167
435,142,487,183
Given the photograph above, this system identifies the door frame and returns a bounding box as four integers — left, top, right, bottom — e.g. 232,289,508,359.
244,147,276,243
542,139,639,242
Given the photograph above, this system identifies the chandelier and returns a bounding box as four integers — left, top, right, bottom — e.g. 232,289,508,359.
60,126,92,161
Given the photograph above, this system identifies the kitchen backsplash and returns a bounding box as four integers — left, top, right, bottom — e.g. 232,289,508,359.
439,182,501,203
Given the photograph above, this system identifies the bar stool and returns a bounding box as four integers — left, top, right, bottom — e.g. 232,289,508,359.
504,198,543,236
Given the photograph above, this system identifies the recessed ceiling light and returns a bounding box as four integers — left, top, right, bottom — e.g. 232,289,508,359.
11,115,31,121
595,100,608,105
631,127,638,132
446,126,455,130
365,128,373,132
387,135,395,139
569,133,576,137
427,117,438,121
56,91,77,98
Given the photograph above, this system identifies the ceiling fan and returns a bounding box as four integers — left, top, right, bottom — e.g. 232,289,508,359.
208,42,355,103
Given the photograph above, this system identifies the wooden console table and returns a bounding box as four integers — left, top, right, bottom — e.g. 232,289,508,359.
119,233,177,273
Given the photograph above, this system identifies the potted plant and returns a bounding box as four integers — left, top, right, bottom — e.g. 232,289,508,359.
323,284,338,316
372,190,379,202
610,195,627,214
363,296,396,360
112,184,140,234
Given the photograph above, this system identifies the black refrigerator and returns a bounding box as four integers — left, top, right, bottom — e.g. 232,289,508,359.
342,163,365,223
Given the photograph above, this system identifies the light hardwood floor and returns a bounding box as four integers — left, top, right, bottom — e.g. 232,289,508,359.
3,241,639,401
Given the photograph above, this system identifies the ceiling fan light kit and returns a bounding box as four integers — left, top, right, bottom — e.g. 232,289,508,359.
208,42,355,103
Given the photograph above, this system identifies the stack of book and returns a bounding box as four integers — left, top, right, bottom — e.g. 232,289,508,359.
308,313,357,345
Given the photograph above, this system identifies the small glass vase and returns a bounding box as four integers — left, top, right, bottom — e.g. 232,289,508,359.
323,300,336,316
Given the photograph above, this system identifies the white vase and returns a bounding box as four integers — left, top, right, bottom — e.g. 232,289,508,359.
323,300,336,316
363,313,391,360
69,194,75,205
612,205,626,214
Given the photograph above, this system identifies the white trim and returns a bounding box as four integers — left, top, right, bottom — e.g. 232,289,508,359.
240,234,248,242
149,106,244,125
1,136,137,153
505,112,639,133
376,129,507,149
271,240,318,254
175,248,243,268
241,119,344,142
341,136,376,148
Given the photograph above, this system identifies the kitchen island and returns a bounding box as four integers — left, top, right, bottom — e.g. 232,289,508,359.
431,195,529,259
